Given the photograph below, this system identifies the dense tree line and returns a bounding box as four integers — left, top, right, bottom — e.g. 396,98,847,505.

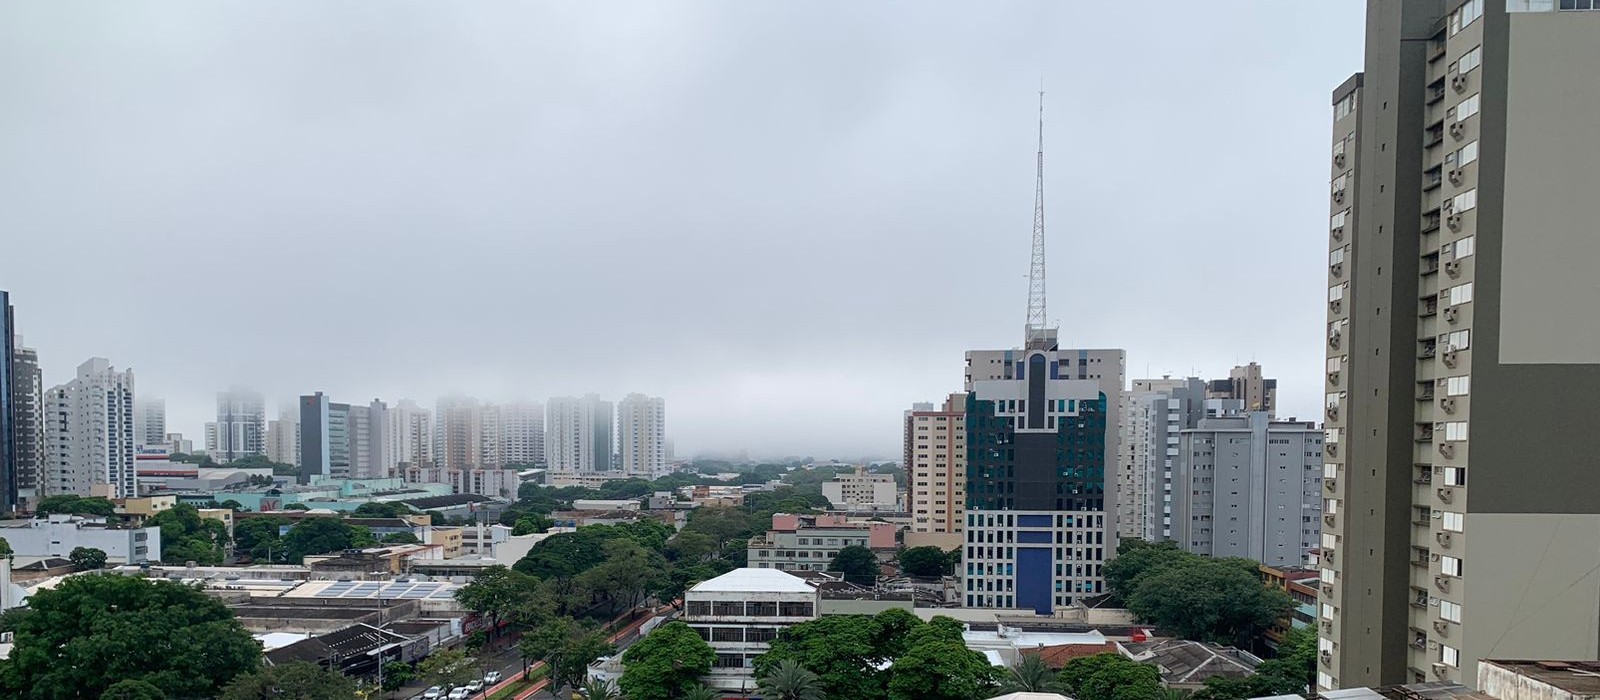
1104,539,1293,648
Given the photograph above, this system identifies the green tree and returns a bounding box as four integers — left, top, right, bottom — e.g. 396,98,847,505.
350,525,379,548
1103,539,1193,602
886,618,1001,700
418,649,476,689
828,545,880,585
756,611,904,700
579,678,621,700
218,662,356,700
283,503,310,511
897,546,954,577
148,504,229,565
514,526,617,579
35,495,115,517
381,532,421,545
1125,559,1292,648
353,502,411,518
665,529,716,562
619,621,714,700
281,517,359,563
1051,653,1166,700
0,575,260,699
380,661,413,695
757,658,825,700
100,680,167,700
518,617,615,697
577,538,668,613
998,655,1055,694
0,537,13,561
234,517,289,562
511,514,553,536
681,685,719,700
68,546,106,570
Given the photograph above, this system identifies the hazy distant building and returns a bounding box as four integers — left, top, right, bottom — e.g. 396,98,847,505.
1172,413,1321,567
1205,363,1277,418
546,395,612,472
387,399,432,469
617,393,665,478
298,392,351,482
215,388,266,462
904,394,966,551
347,399,389,478
9,339,42,511
164,432,193,455
822,466,897,512
133,398,166,450
265,404,299,467
497,401,544,467
1120,377,1245,543
43,358,137,498
433,397,484,471
0,292,16,512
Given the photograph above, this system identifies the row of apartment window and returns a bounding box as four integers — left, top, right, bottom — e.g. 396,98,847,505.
794,537,865,547
688,625,781,643
685,601,813,617
754,549,838,560
967,528,1101,544
966,513,1104,528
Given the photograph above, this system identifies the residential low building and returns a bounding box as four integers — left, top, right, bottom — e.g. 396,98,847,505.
1260,563,1320,651
1120,639,1263,690
821,466,899,512
571,499,641,512
746,513,897,573
544,471,632,488
0,514,161,564
682,568,820,693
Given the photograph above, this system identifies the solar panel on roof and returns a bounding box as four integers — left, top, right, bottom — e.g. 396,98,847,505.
401,590,430,598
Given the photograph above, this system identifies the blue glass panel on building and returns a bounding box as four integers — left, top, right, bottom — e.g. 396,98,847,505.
1017,547,1052,614
1017,514,1052,528
1018,531,1052,544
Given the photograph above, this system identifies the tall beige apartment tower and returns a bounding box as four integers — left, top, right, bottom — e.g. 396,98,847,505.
1320,0,1600,691
902,394,966,551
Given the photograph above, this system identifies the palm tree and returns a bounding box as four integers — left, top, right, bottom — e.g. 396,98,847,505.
756,659,824,700
579,678,620,700
999,655,1054,693
680,684,720,700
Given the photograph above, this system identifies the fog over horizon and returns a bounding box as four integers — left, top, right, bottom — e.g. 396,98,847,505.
0,2,1365,459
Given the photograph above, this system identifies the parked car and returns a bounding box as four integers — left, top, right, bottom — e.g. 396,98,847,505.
448,688,471,700
466,680,484,692
423,688,444,700
483,671,503,685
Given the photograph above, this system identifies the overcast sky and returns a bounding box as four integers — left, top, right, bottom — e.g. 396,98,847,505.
0,2,1366,459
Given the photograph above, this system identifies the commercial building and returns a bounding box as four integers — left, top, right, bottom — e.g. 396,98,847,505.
746,513,895,573
215,388,266,462
546,395,613,472
496,401,544,468
1119,377,1214,543
0,292,15,513
266,403,299,467
404,464,520,499
298,393,349,482
821,466,897,512
134,398,166,450
904,394,966,550
682,568,819,693
0,514,160,563
43,358,137,498
1172,413,1321,567
433,396,484,471
9,336,42,512
1320,2,1600,690
616,393,665,478
347,399,389,478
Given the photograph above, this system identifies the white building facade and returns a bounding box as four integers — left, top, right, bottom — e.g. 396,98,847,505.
1,515,160,563
616,393,665,478
497,401,544,467
682,568,819,693
546,395,613,472
821,466,898,511
44,358,137,498
134,398,166,449
387,399,432,470
215,388,267,462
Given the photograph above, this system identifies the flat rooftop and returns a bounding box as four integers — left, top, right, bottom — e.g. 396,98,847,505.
1485,660,1600,696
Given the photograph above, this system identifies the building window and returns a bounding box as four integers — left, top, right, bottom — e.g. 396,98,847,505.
1444,421,1469,442
1442,555,1463,577
779,602,814,617
1320,603,1334,621
1446,376,1470,396
1441,600,1462,623
1457,95,1481,123
1451,235,1476,260
1442,645,1460,668
1444,330,1471,350
1450,0,1483,35
1453,189,1478,212
714,653,746,669
747,601,777,617
712,601,744,616
1560,0,1600,8
1449,141,1479,169
1458,46,1483,74
1444,467,1467,486
1442,512,1465,532
712,627,744,642
686,601,710,617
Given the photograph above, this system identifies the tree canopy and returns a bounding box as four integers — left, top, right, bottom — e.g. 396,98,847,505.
68,546,107,570
620,621,714,700
234,516,290,562
756,610,992,700
280,517,362,563
828,545,880,585
885,619,1002,700
1125,558,1291,648
217,662,356,700
34,495,115,517
1050,653,1166,700
149,504,230,565
0,575,260,699
897,546,957,578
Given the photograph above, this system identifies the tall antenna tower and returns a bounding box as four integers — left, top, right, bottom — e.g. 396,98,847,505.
1025,89,1054,349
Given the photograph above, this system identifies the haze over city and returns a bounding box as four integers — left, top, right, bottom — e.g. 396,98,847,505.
1,2,1365,457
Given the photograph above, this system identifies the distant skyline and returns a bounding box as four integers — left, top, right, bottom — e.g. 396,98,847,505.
0,2,1366,457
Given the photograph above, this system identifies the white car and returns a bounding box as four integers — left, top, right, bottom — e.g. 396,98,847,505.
466,680,484,692
448,688,471,700
422,687,444,700
483,671,503,685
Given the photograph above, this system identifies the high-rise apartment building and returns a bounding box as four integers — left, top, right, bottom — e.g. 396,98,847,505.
434,397,484,471
298,392,351,481
546,395,613,472
347,399,389,478
1205,363,1278,417
10,340,42,511
0,292,15,513
496,401,543,467
617,393,665,478
266,403,299,467
43,358,137,498
1172,413,1321,567
1121,378,1210,542
904,394,966,551
388,399,432,469
134,398,166,449
215,388,266,462
1320,1,1600,690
